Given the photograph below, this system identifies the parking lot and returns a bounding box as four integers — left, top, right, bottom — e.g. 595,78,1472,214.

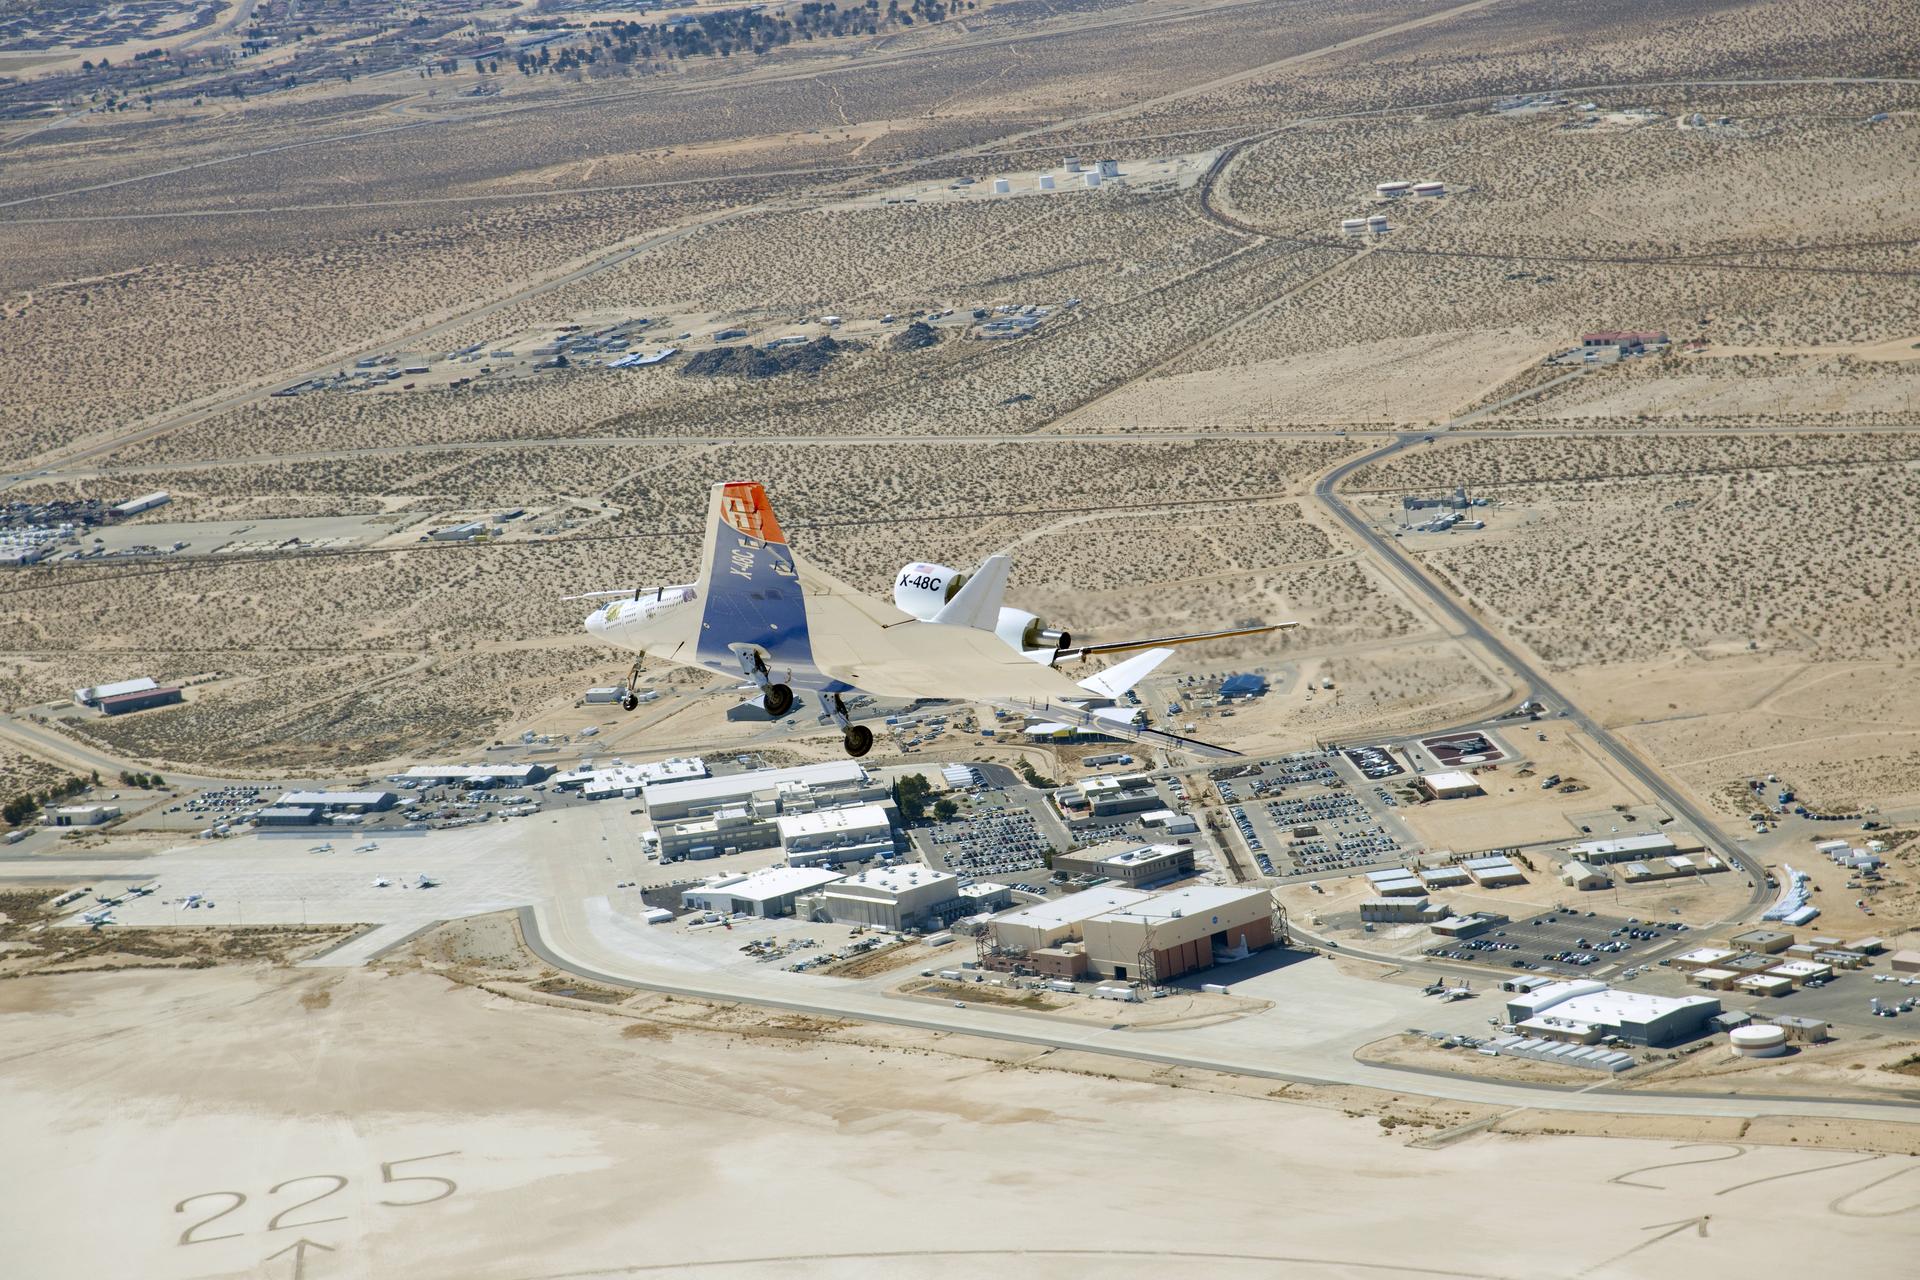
1423,909,1695,978
1343,744,1404,779
1214,752,1411,879
921,806,1050,879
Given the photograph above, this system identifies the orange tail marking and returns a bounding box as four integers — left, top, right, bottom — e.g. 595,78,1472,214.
719,482,786,545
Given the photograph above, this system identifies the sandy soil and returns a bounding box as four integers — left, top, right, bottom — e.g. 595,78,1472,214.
6,962,1920,1279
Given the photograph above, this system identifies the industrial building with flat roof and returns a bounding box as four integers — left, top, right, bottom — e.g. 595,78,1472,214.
98,686,183,716
1052,841,1194,888
647,761,892,862
399,763,555,788
41,803,120,827
810,865,962,932
681,866,845,919
257,805,323,827
1079,884,1276,982
1418,771,1484,800
777,803,896,867
276,789,397,813
554,759,706,800
73,677,158,707
1056,773,1163,819
643,761,884,821
1504,980,1719,1047
989,885,1153,954
1461,855,1526,887
1569,833,1675,864
1365,868,1426,897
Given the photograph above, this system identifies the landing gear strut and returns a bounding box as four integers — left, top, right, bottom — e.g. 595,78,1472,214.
621,658,643,711
733,646,793,718
824,692,872,757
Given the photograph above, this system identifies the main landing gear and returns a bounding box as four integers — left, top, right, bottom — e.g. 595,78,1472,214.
825,692,872,757
621,658,643,711
734,647,793,718
762,682,795,718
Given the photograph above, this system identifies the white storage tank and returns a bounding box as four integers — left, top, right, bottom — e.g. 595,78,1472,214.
1064,156,1083,173
1730,1024,1789,1057
1376,180,1412,198
1084,171,1102,189
992,178,1011,194
1098,158,1119,178
1413,180,1446,197
1038,174,1055,191
1367,214,1390,232
1340,218,1367,234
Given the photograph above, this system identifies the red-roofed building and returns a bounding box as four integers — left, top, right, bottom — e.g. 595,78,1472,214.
98,686,183,715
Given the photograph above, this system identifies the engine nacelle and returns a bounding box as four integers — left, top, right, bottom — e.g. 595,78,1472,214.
995,607,1070,656
893,562,965,620
894,562,1070,654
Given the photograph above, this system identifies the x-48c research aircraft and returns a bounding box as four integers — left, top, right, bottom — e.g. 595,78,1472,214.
580,482,1291,759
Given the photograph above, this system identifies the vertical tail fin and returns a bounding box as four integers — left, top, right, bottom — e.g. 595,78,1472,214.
694,482,814,671
932,554,1011,630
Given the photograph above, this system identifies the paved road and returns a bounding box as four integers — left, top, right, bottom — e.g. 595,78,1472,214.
516,897,1917,1122
1312,436,1769,921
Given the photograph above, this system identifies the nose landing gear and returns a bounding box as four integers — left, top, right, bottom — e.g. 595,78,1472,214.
621,658,644,711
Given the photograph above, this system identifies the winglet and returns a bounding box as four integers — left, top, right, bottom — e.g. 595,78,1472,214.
932,554,1010,630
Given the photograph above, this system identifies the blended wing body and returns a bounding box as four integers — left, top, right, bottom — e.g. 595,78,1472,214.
586,481,1280,758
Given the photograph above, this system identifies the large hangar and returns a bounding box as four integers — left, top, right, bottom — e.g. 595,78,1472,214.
1079,885,1276,981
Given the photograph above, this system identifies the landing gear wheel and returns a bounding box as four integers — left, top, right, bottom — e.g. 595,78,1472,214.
763,683,794,718
842,724,874,758
620,692,639,711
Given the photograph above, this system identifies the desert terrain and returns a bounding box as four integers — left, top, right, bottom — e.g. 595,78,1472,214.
7,0,1920,1271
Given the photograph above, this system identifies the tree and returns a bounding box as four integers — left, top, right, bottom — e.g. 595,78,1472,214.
933,797,958,821
893,773,933,822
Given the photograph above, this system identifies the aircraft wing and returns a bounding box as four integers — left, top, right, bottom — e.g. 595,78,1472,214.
986,696,1243,759
1055,622,1295,661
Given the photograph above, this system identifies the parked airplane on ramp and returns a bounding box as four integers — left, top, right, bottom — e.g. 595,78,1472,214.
582,481,1289,758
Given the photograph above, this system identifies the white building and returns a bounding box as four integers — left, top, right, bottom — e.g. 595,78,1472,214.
681,866,845,919
1503,980,1719,1046
276,789,396,813
647,761,892,862
658,807,769,861
643,761,885,822
41,804,120,827
398,763,554,788
1139,808,1200,835
989,885,1153,953
73,677,158,707
1569,833,1674,865
550,757,706,800
1462,854,1526,887
1560,859,1610,890
778,803,896,867
111,491,171,518
814,865,962,932
1419,771,1484,800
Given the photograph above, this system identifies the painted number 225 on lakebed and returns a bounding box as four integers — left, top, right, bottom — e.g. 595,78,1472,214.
173,1151,460,1247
